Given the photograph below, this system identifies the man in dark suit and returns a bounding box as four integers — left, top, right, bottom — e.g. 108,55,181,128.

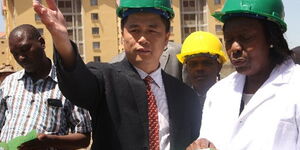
33,0,202,149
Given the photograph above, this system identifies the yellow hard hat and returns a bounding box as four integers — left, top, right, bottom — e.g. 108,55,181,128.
177,31,227,64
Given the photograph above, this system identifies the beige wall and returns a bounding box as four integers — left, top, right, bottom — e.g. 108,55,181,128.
169,0,182,43
206,0,233,78
207,0,224,34
0,33,19,70
82,0,119,62
0,35,9,65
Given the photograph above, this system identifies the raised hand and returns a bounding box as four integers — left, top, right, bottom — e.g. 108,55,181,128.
33,0,67,36
32,0,75,68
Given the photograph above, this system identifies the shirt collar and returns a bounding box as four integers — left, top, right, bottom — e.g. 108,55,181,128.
48,65,58,82
134,66,163,88
17,63,58,83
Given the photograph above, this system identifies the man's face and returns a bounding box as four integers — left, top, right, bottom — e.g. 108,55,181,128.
186,55,221,90
122,12,170,70
9,32,45,73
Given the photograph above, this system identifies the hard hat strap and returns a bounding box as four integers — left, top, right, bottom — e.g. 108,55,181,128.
184,53,221,64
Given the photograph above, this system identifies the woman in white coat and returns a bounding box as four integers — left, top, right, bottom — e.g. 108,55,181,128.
186,0,300,150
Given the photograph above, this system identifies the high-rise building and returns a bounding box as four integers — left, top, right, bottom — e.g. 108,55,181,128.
180,0,225,42
1,0,226,72
0,32,13,68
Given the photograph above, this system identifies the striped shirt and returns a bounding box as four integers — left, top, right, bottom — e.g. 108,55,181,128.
0,64,92,143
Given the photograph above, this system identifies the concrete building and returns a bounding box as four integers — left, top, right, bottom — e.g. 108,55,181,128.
1,0,227,73
2,0,120,65
0,32,18,70
0,32,8,64
180,0,225,41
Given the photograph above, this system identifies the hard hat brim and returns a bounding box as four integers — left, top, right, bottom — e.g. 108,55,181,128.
119,8,171,20
213,11,287,32
177,51,227,65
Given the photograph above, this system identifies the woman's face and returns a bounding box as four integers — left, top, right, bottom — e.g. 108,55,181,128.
224,17,271,76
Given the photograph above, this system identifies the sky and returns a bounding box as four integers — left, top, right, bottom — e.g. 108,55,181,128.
282,0,300,49
0,0,299,49
0,0,4,33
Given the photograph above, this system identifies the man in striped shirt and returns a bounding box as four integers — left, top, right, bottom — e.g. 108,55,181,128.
0,24,92,150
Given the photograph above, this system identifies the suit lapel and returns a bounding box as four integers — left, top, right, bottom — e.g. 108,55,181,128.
162,71,185,149
162,72,175,147
117,59,149,139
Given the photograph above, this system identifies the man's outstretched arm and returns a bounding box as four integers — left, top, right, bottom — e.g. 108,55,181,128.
33,0,75,69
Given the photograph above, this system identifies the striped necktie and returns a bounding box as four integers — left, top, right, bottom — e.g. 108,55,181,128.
144,76,160,150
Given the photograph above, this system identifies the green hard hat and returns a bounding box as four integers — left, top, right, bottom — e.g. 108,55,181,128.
117,0,174,20
213,0,287,32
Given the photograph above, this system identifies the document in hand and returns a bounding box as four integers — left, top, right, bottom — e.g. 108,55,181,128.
0,130,37,150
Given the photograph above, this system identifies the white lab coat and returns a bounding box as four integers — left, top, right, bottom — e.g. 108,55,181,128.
199,59,300,150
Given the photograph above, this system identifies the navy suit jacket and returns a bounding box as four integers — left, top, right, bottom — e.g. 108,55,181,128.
55,48,202,150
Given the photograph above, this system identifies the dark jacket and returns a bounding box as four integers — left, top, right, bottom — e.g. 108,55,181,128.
54,46,202,150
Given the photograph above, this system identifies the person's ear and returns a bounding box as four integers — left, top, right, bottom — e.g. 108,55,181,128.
38,36,45,48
